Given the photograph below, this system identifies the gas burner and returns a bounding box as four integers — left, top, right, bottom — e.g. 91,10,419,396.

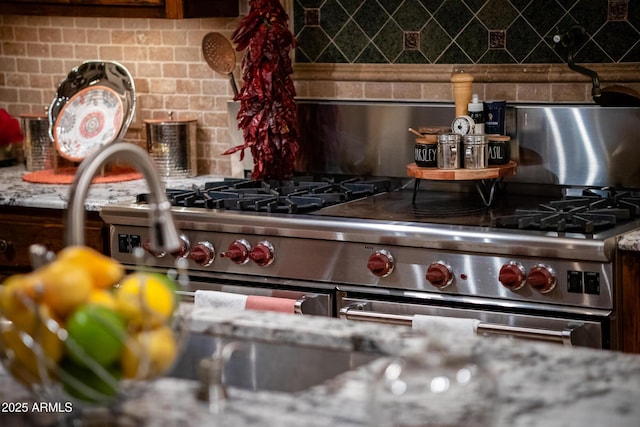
493,187,640,233
137,177,396,214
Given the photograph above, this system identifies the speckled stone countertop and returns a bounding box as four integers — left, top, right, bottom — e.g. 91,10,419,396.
2,309,640,427
619,231,640,251
0,164,225,211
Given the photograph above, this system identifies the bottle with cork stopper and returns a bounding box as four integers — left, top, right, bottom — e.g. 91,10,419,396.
450,70,474,117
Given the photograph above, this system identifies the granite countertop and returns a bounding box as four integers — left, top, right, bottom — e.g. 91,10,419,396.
2,309,640,427
0,164,225,211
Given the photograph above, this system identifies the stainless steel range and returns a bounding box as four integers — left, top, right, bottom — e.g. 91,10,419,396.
102,102,640,350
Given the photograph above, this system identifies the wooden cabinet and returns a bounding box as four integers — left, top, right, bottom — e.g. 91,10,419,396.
620,250,640,353
0,206,108,281
1,0,238,19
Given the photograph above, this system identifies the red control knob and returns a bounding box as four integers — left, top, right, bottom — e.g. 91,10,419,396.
527,264,557,294
426,261,454,288
142,240,166,258
170,235,191,258
249,241,275,267
499,262,526,291
188,241,216,266
367,250,394,277
220,239,251,264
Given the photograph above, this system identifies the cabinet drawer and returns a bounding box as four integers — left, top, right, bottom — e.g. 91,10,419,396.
0,207,106,275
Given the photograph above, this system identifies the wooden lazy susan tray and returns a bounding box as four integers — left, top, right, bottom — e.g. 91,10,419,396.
407,161,517,181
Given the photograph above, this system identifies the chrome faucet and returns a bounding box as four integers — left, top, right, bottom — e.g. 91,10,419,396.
66,142,181,253
197,341,249,413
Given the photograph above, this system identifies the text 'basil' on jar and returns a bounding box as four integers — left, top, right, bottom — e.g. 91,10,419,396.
437,133,461,169
463,134,488,169
487,135,511,165
414,135,437,168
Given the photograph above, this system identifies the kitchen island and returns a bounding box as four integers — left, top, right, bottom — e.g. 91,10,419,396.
2,308,640,426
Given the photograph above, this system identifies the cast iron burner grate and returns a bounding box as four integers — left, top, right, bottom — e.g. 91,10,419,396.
492,188,640,233
137,176,395,214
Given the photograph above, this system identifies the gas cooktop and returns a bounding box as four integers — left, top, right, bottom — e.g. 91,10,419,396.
311,185,640,238
137,176,402,214
134,177,640,240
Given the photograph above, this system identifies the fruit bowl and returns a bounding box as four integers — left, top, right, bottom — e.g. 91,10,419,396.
0,246,186,405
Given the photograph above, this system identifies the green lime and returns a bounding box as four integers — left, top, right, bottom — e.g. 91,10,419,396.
65,304,127,368
60,358,121,403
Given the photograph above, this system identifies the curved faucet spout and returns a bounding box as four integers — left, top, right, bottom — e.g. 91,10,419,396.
66,143,181,253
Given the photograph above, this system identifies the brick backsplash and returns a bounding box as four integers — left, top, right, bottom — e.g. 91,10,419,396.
0,0,638,176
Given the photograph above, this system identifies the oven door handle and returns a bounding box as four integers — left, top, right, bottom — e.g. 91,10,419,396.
339,305,582,346
179,291,329,316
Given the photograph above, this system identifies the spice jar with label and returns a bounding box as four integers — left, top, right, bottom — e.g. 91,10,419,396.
414,135,438,168
487,135,511,165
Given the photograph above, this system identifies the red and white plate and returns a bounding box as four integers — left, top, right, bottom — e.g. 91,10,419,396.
53,85,124,162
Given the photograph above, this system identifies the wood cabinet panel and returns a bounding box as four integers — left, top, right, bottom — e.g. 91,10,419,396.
620,250,640,353
0,206,108,280
1,0,238,19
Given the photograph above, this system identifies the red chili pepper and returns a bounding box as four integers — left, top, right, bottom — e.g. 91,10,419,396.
223,0,299,181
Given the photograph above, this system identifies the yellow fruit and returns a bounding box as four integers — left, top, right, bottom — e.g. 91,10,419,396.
0,274,42,332
88,289,117,310
121,325,178,380
0,314,64,387
57,246,125,290
114,273,176,329
37,260,93,319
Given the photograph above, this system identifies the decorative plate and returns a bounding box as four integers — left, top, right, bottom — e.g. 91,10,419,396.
53,85,124,162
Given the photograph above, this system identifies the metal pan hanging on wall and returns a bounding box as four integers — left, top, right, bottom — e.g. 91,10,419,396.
48,60,136,162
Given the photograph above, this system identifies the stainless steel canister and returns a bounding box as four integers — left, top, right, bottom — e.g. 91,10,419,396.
20,113,54,171
437,133,461,169
463,134,488,169
145,115,197,178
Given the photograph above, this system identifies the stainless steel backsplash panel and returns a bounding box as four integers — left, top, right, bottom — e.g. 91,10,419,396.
513,106,640,188
227,100,640,188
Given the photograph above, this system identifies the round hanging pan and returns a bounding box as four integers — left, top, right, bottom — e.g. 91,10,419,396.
49,60,136,161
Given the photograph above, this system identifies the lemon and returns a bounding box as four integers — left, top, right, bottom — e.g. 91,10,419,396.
88,289,118,310
65,304,127,368
37,260,92,318
0,313,64,387
121,325,178,380
57,246,125,289
115,272,177,329
60,358,121,403
0,273,41,332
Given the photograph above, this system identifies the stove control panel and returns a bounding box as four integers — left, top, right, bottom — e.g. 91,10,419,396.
111,226,613,311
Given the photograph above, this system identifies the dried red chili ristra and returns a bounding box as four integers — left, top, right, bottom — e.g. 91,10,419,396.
223,0,298,181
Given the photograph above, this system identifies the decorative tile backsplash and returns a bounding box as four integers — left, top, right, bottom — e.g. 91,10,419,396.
293,0,640,64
